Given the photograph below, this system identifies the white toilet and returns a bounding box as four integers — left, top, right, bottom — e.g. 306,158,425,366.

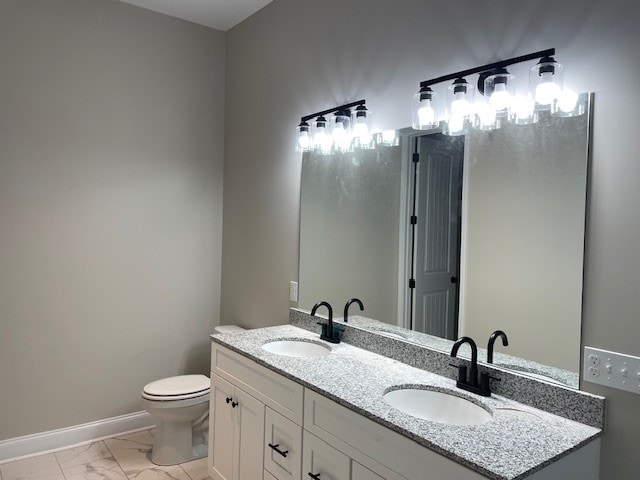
141,325,245,466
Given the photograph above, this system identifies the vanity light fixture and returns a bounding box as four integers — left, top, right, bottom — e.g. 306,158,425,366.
412,85,439,130
530,55,563,109
411,48,580,135
445,77,474,136
312,115,332,154
352,104,373,148
296,99,373,155
295,120,311,152
331,109,352,153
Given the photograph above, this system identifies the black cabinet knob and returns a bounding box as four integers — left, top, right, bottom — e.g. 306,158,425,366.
308,473,321,480
225,397,232,404
231,401,238,408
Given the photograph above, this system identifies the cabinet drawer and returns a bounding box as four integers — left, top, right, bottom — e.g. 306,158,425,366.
212,343,304,423
302,431,350,480
264,407,302,480
304,390,484,480
352,461,385,480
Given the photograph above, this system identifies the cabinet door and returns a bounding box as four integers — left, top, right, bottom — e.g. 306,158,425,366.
210,374,236,480
352,461,385,480
264,407,302,480
235,387,265,480
264,471,278,480
302,431,350,480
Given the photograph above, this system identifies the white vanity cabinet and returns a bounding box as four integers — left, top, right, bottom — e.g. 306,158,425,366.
209,342,600,480
209,374,264,480
209,343,304,480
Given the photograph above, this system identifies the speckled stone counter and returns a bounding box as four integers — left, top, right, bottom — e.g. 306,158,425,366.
211,325,601,480
290,309,605,429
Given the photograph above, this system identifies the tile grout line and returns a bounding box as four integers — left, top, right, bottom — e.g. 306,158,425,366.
52,448,68,480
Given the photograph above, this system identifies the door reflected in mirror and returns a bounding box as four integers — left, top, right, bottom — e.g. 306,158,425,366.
298,94,591,389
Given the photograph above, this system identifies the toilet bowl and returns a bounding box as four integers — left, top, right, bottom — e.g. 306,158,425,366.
141,374,210,466
141,327,246,465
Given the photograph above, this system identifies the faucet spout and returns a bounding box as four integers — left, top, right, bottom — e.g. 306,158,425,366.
451,336,478,386
311,301,341,343
487,330,509,364
450,336,500,397
343,298,364,323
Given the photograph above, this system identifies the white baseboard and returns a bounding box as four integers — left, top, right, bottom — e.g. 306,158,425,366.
0,411,154,464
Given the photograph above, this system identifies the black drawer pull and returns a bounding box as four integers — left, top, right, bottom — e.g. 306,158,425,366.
268,443,288,458
308,473,321,480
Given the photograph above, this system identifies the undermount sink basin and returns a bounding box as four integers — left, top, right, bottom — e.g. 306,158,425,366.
262,339,331,358
383,388,493,426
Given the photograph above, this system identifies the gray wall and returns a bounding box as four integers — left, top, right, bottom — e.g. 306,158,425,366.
0,0,225,440
222,0,640,478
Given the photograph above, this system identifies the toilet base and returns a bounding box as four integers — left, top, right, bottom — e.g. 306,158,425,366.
150,420,208,466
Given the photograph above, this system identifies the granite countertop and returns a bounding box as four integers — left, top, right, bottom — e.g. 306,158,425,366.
210,325,601,480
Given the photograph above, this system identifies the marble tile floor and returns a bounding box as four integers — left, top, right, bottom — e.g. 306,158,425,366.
0,430,209,480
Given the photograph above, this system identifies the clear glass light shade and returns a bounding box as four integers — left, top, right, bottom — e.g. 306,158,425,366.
511,94,538,125
412,87,440,130
312,116,332,154
295,122,311,152
444,78,474,136
484,72,515,116
530,58,564,109
331,112,352,153
352,105,373,149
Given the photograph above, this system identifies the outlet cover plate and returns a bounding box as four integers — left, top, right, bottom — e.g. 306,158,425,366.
583,346,640,394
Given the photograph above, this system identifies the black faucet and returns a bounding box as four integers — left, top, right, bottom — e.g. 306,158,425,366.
450,336,499,397
343,298,364,323
487,330,509,364
311,301,342,344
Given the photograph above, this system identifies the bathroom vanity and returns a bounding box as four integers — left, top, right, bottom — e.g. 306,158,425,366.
207,324,602,480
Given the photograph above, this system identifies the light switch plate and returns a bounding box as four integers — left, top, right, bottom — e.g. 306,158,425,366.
583,346,640,394
289,281,298,302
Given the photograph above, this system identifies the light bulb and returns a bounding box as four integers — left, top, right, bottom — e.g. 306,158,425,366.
353,122,369,140
418,103,435,126
298,134,310,150
451,95,472,117
489,83,513,111
484,71,514,114
535,72,561,105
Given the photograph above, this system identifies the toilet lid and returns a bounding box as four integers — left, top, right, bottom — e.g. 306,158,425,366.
143,374,210,397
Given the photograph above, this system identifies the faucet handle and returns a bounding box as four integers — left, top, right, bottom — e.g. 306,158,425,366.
316,322,328,338
479,372,501,392
449,363,468,383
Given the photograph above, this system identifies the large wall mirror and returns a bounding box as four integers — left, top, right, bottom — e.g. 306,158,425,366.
298,95,591,389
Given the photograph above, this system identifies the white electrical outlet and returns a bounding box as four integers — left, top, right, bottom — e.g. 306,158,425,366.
583,346,640,394
289,281,298,302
